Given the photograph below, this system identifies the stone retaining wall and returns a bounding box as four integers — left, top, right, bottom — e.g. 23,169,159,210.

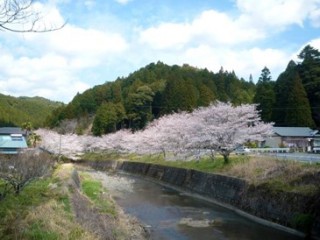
77,160,320,239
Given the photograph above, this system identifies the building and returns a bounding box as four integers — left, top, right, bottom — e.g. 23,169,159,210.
263,127,319,152
0,127,28,154
313,133,320,153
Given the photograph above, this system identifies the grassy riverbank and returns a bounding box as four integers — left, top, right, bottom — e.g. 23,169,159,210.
0,164,95,239
81,151,320,196
0,163,147,240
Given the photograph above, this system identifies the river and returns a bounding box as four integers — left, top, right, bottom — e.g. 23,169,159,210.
86,170,302,240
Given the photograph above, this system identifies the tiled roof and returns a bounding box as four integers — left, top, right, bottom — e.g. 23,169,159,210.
273,127,318,137
0,127,25,135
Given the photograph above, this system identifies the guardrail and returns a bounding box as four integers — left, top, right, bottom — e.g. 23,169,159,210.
267,153,320,163
248,148,290,153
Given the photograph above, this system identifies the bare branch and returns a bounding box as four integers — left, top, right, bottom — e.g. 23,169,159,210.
0,0,66,33
0,151,55,196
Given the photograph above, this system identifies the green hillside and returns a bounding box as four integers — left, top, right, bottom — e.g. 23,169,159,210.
45,45,320,135
0,94,63,128
45,61,256,135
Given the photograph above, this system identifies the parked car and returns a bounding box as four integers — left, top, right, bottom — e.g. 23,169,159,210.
235,146,251,155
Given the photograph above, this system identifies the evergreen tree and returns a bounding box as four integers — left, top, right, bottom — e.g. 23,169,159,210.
126,85,154,129
92,102,117,136
285,73,315,127
297,45,320,127
214,67,228,101
161,75,197,114
253,67,275,122
197,84,215,106
273,61,314,127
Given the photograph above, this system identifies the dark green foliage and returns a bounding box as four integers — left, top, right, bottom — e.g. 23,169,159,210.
92,102,126,136
44,62,256,132
285,73,315,127
126,85,154,129
197,84,216,106
254,67,276,122
297,45,320,126
0,94,63,128
273,60,315,127
161,74,197,114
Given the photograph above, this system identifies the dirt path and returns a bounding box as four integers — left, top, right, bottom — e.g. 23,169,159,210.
71,189,117,239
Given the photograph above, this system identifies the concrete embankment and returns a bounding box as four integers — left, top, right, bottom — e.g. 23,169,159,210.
77,160,320,239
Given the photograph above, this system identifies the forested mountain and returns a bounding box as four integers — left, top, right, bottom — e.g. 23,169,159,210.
254,45,320,128
45,62,256,135
0,94,63,128
45,45,320,135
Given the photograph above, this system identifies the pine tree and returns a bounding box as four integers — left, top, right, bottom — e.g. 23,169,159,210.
273,61,314,127
297,45,320,127
285,73,315,127
253,67,275,122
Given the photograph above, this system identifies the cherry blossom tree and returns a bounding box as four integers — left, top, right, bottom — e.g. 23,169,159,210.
37,102,272,164
190,102,273,163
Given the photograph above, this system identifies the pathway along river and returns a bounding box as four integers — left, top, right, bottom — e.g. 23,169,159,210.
85,170,302,240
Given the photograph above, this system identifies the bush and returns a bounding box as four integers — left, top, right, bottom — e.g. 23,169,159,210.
0,151,55,197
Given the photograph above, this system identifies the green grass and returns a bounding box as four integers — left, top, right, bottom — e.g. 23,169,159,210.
81,151,250,173
0,179,51,218
0,179,51,239
81,151,320,196
81,151,125,162
23,221,59,240
0,165,98,240
80,174,116,216
59,195,72,214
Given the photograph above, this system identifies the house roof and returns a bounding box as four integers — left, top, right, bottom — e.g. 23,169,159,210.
0,136,28,150
273,127,318,137
0,127,25,135
0,135,28,149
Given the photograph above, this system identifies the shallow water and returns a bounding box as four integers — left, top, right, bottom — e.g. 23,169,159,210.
89,171,302,240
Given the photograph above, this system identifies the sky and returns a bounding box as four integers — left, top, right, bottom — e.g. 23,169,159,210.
0,0,320,103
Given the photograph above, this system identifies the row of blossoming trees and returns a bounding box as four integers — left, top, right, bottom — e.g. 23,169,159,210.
38,102,273,163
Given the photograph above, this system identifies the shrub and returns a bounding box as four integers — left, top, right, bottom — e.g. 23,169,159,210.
0,151,55,196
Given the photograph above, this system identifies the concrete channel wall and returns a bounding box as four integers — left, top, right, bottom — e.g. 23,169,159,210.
77,160,320,239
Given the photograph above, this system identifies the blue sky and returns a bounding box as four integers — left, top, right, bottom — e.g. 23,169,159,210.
0,0,319,103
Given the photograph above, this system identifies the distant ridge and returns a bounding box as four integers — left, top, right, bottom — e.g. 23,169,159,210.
0,93,63,128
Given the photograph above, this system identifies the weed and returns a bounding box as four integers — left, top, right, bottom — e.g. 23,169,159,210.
80,174,116,216
23,221,59,240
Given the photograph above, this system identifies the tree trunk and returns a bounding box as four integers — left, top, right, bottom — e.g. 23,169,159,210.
223,154,230,164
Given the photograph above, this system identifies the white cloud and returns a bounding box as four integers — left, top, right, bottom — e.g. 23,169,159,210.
0,52,90,102
26,25,127,58
0,0,128,102
115,0,132,5
168,45,289,81
236,0,320,29
191,10,264,45
1,0,319,104
139,10,264,50
0,2,129,102
31,2,66,31
309,8,320,27
309,38,320,49
84,0,96,9
139,22,191,50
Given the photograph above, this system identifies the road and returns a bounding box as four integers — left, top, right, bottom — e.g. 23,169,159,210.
262,152,320,163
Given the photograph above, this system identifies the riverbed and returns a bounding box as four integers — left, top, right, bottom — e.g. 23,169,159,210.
85,170,302,240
